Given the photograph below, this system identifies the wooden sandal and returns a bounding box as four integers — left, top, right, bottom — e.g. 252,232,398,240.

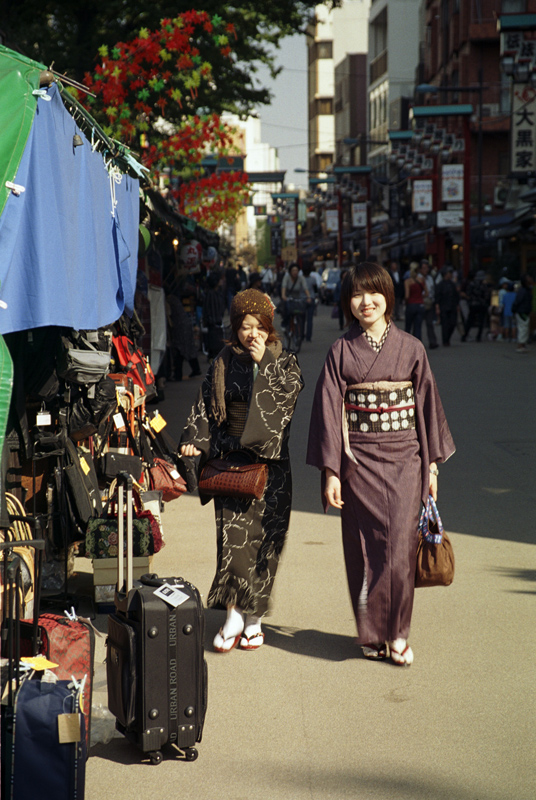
361,643,387,660
389,639,414,666
239,632,265,651
213,628,241,653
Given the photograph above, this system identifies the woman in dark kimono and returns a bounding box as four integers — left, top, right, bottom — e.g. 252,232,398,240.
307,263,454,666
180,289,303,652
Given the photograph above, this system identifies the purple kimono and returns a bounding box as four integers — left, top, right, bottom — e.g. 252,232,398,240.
307,323,455,643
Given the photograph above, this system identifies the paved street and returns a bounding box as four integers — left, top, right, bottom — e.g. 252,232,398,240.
84,304,535,800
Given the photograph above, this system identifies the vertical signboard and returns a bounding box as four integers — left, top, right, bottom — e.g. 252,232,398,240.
325,209,339,232
351,203,367,228
441,164,464,202
412,180,433,213
511,84,536,175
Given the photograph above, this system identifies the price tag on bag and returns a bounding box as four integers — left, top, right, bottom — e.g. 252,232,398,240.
150,414,167,433
36,411,52,426
58,713,81,743
153,583,189,608
79,456,91,476
113,412,126,431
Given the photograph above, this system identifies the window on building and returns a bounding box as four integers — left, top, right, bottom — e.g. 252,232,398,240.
317,98,333,115
317,154,333,171
501,0,525,11
317,41,333,59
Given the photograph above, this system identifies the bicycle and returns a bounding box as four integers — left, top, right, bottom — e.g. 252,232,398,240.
283,298,307,353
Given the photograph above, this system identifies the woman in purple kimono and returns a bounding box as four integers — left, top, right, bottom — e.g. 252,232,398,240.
307,263,454,666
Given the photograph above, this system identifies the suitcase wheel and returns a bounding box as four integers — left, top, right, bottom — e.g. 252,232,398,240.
184,747,198,762
149,750,163,765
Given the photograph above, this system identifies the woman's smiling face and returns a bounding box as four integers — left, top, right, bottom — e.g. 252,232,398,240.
350,290,387,329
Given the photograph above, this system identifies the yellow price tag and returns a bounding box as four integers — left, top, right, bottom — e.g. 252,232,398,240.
79,457,90,476
150,414,167,433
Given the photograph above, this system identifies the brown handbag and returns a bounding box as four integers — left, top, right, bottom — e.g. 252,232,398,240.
198,455,268,500
415,496,455,588
149,457,187,503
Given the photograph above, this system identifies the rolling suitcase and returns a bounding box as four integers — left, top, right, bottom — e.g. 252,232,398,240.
106,473,207,764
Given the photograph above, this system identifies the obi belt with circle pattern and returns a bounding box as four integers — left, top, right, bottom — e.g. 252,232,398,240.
345,381,416,433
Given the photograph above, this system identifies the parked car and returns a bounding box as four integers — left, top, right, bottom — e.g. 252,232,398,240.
320,268,340,304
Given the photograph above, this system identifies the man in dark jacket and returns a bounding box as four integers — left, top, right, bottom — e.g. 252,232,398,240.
435,266,459,346
461,270,491,342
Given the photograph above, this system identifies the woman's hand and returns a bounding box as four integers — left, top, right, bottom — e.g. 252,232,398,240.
428,462,438,501
325,469,344,509
180,443,201,457
248,336,266,364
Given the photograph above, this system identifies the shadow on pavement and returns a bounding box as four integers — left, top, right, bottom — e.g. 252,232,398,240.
261,624,360,662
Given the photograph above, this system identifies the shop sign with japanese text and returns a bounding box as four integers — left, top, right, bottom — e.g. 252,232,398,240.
511,84,536,175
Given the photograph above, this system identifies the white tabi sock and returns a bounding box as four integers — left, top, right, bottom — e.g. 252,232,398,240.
221,606,244,640
243,614,263,638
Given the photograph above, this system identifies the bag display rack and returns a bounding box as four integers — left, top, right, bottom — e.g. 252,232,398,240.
2,314,187,614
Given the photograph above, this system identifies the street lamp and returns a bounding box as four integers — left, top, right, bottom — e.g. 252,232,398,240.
416,82,484,222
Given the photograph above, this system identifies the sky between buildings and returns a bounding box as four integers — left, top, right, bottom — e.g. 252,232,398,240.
255,35,309,190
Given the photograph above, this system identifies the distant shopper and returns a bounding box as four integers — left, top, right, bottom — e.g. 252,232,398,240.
404,262,427,341
280,263,312,330
421,261,438,349
202,271,226,360
260,263,276,295
435,266,459,346
461,270,491,342
500,282,516,342
512,274,533,353
302,265,319,342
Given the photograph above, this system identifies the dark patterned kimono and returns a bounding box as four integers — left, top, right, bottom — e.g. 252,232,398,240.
181,345,303,616
307,323,455,643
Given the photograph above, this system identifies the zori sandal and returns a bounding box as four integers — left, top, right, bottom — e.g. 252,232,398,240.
239,632,265,651
213,629,241,653
361,643,387,660
389,639,414,667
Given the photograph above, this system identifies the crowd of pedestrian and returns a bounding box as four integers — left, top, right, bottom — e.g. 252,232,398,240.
382,258,536,353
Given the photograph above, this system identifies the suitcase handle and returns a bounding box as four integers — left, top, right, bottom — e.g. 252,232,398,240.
139,573,185,588
116,472,134,593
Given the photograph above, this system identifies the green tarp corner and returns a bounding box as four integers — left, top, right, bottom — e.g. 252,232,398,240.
0,45,46,218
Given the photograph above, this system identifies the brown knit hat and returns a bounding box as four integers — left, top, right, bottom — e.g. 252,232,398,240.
230,289,274,325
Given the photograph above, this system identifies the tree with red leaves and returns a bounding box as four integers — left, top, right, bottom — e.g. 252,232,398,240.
82,12,250,231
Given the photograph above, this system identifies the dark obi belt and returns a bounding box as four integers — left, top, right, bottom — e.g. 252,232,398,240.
345,381,416,433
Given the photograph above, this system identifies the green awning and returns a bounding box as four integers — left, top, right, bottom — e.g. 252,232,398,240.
0,46,46,217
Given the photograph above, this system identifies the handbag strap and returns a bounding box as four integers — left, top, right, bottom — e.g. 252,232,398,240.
418,495,444,544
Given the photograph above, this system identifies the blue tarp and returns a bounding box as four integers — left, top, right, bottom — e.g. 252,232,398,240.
0,83,139,334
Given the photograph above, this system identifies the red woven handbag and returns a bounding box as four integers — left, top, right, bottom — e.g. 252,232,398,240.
199,457,268,500
149,457,187,502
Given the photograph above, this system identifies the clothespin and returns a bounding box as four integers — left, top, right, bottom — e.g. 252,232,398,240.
64,606,77,621
5,181,25,196
32,89,51,101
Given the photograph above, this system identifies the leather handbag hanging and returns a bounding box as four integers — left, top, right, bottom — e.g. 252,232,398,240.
198,453,268,501
148,457,187,502
415,495,455,588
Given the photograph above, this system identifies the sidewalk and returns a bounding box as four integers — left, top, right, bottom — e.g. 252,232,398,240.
84,306,535,800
